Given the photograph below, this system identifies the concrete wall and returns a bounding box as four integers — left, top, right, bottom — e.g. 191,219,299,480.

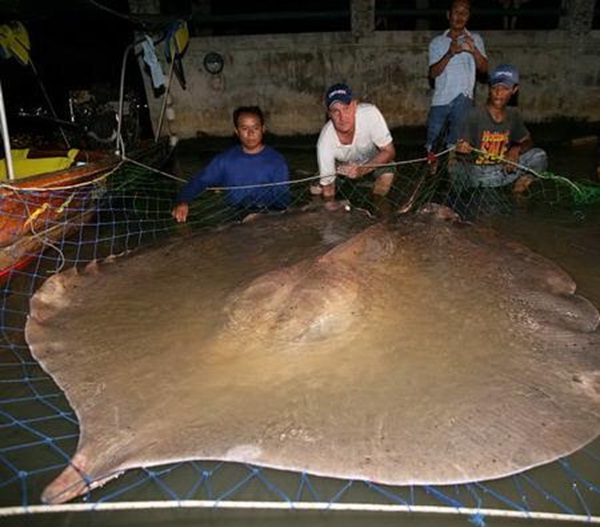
141,29,600,139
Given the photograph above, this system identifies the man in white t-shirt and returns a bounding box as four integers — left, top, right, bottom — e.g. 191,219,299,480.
315,83,396,211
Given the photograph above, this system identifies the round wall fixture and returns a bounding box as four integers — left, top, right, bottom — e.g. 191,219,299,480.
203,52,224,75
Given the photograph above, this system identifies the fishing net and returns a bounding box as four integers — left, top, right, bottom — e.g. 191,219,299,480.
1,142,599,524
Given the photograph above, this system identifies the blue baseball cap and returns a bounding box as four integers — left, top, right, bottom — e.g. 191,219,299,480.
325,83,353,108
489,64,519,88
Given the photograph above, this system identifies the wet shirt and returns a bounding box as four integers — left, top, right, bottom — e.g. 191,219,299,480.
460,106,529,165
317,103,393,186
176,144,291,209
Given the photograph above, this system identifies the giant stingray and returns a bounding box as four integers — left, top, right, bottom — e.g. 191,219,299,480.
25,204,600,505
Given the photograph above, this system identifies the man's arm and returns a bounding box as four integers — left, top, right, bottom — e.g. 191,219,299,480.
172,174,206,223
316,127,338,200
367,141,396,174
455,138,474,154
430,35,488,80
504,134,533,170
503,110,532,168
472,45,488,74
429,40,461,80
455,106,478,155
171,153,224,222
337,142,396,179
460,34,488,74
269,155,292,208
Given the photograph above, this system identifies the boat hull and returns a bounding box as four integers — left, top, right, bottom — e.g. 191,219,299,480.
0,140,171,281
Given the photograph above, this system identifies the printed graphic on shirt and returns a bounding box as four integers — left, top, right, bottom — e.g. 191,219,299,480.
476,130,509,165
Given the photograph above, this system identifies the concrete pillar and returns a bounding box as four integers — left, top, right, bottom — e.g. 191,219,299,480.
351,0,376,40
559,0,595,36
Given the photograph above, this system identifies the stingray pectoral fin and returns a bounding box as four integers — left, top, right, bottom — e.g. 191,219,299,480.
28,268,79,324
41,451,122,505
525,291,600,333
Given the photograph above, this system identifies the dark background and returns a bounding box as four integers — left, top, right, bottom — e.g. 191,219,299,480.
1,0,595,105
1,0,598,145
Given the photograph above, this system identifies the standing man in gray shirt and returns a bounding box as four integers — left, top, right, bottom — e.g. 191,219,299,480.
426,0,488,155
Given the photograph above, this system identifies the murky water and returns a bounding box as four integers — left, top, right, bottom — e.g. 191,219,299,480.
1,137,599,526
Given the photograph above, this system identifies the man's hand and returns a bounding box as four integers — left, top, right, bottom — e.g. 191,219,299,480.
455,139,473,154
172,203,189,223
321,183,336,200
336,162,363,179
504,146,520,172
449,38,462,56
459,34,476,54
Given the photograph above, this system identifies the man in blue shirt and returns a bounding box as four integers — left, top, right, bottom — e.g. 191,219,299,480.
172,106,290,223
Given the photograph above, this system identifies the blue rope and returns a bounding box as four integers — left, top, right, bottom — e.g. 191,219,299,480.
465,482,484,514
571,481,592,521
423,485,463,508
295,472,321,502
327,479,354,507
253,468,294,506
364,481,411,506
520,473,575,515
473,481,527,513
511,474,531,512
559,458,600,494
182,461,214,500
468,512,486,527
149,468,182,501
213,465,258,504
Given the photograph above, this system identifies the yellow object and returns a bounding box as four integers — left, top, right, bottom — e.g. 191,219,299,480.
0,149,79,180
24,202,49,228
166,20,189,60
164,21,189,90
0,21,30,65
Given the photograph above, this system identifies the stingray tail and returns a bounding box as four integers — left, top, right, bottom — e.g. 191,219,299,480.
41,451,122,504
